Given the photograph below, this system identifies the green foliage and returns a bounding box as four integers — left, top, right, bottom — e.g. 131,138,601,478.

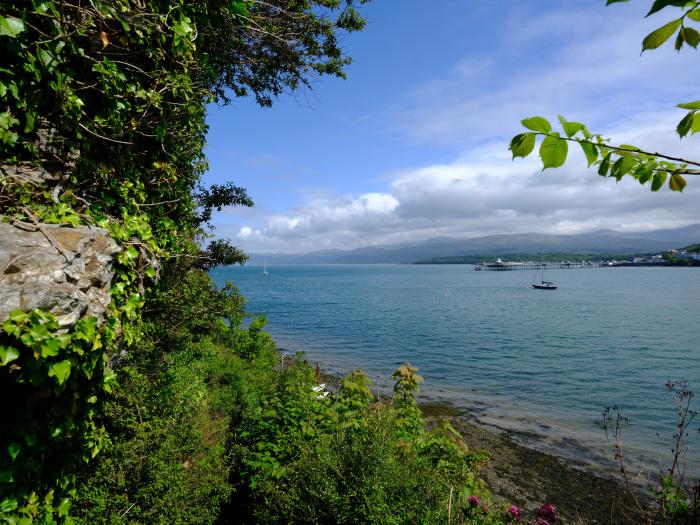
509,1,700,192
1,0,369,521
0,310,111,524
228,359,494,525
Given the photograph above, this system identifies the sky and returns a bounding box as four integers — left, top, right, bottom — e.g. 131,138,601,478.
203,0,700,254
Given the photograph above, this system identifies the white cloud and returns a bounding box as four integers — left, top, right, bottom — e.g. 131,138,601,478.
214,2,700,253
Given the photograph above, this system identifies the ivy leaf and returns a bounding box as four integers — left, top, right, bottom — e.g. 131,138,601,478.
642,19,682,51
539,134,568,169
0,16,25,38
0,345,20,366
509,133,536,159
579,141,599,167
651,171,668,191
669,173,687,192
521,116,551,133
48,360,72,385
7,443,20,461
40,339,61,358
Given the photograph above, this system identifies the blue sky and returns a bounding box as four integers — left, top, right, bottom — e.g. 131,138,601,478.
203,0,700,253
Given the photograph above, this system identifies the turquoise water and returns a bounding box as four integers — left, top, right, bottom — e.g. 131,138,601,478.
210,264,700,474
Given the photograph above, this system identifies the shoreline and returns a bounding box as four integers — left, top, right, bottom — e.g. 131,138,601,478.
317,369,647,524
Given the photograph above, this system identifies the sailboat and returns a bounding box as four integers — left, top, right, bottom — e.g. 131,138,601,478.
262,261,268,276
532,261,557,290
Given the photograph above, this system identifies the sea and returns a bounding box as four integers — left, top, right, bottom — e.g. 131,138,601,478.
209,264,700,477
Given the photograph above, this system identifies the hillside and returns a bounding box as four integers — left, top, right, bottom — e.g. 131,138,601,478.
249,224,700,264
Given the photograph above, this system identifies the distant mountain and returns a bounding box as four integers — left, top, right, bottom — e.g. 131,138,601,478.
247,224,700,265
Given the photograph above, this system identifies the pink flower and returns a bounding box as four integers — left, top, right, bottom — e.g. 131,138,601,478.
481,504,489,514
505,505,523,522
468,495,480,507
538,503,557,523
536,519,550,525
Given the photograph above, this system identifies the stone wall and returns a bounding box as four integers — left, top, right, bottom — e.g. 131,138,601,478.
0,222,120,327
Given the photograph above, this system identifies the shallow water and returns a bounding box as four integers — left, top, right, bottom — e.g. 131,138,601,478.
210,264,700,475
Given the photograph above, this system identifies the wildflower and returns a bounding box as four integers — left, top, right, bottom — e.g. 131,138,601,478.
505,505,523,522
536,519,550,525
468,495,480,508
537,503,557,523
481,504,489,514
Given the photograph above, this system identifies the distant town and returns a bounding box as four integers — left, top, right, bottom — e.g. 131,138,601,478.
416,244,700,268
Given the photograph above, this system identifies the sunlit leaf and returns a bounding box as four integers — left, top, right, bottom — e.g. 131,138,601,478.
579,141,599,167
48,360,72,385
521,116,551,133
509,133,536,159
0,16,24,38
651,171,668,191
539,134,568,169
642,19,682,51
0,345,20,366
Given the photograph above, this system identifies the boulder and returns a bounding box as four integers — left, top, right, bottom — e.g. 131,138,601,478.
0,222,120,327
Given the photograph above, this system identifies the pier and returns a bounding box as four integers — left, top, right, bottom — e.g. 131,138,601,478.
476,262,603,271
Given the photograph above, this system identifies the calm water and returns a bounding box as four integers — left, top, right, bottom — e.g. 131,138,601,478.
210,264,700,475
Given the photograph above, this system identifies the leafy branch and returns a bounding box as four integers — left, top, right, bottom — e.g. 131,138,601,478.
510,114,698,192
510,0,700,192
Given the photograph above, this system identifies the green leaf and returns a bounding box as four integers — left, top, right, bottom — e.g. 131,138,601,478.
598,153,612,176
579,141,599,167
521,116,551,134
677,111,695,137
0,16,25,38
9,310,28,323
557,115,584,138
669,173,687,192
646,0,688,17
678,100,700,110
48,360,72,385
509,133,536,159
691,113,700,135
58,498,71,517
40,338,61,357
0,345,19,366
651,171,668,191
682,27,700,48
539,134,568,169
642,19,682,51
611,155,636,181
7,443,20,461
688,9,700,22
635,162,656,184
606,0,631,4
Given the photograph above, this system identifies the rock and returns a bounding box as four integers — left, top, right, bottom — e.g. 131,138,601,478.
0,222,120,327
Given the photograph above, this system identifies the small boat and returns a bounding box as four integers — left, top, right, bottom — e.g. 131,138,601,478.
532,261,557,290
262,261,268,276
